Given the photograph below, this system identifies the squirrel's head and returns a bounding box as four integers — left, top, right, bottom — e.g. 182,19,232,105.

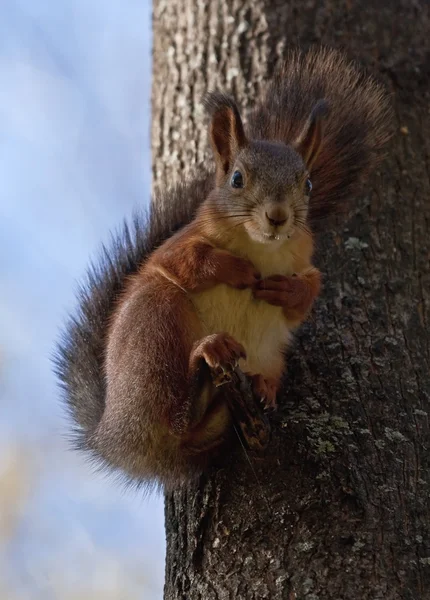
204,92,328,244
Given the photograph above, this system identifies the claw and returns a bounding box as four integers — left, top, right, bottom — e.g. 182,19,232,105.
214,377,231,387
197,333,245,387
213,366,233,387
260,397,275,412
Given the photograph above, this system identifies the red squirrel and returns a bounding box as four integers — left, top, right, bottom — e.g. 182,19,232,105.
55,49,392,489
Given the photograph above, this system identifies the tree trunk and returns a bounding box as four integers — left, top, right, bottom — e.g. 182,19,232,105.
152,1,430,598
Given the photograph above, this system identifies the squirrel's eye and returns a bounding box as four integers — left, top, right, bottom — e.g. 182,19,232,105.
305,178,312,195
231,170,244,189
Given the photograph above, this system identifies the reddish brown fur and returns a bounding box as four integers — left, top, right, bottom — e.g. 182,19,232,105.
100,192,320,487
98,219,263,487
148,224,260,292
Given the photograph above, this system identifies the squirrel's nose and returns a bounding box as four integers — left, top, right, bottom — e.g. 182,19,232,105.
265,208,287,227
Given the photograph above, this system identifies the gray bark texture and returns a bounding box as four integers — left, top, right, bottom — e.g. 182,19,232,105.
151,1,430,598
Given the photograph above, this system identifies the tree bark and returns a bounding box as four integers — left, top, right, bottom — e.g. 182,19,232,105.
152,1,430,598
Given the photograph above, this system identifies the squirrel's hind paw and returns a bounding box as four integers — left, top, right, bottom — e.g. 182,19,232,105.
250,374,279,411
192,332,246,387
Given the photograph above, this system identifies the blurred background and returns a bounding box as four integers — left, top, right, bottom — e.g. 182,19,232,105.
0,1,166,598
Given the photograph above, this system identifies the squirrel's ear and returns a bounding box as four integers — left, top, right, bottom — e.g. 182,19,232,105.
293,100,329,171
204,92,248,179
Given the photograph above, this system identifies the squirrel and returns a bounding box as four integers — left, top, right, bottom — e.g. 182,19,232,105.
55,48,392,490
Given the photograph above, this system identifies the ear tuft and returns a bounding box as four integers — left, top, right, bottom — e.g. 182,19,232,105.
203,92,248,178
294,99,329,170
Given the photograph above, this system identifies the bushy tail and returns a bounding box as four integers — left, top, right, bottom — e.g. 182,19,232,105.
54,174,214,454
248,47,393,225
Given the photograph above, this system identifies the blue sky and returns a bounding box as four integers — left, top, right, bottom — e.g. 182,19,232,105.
0,1,166,598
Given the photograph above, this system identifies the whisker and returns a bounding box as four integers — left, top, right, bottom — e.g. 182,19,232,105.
294,221,312,237
195,215,255,236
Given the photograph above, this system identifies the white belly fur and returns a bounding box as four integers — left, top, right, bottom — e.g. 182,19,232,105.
191,236,301,380
192,284,290,379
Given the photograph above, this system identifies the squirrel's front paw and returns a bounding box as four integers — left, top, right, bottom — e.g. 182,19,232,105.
253,274,308,309
220,254,261,290
250,374,279,411
193,333,246,386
